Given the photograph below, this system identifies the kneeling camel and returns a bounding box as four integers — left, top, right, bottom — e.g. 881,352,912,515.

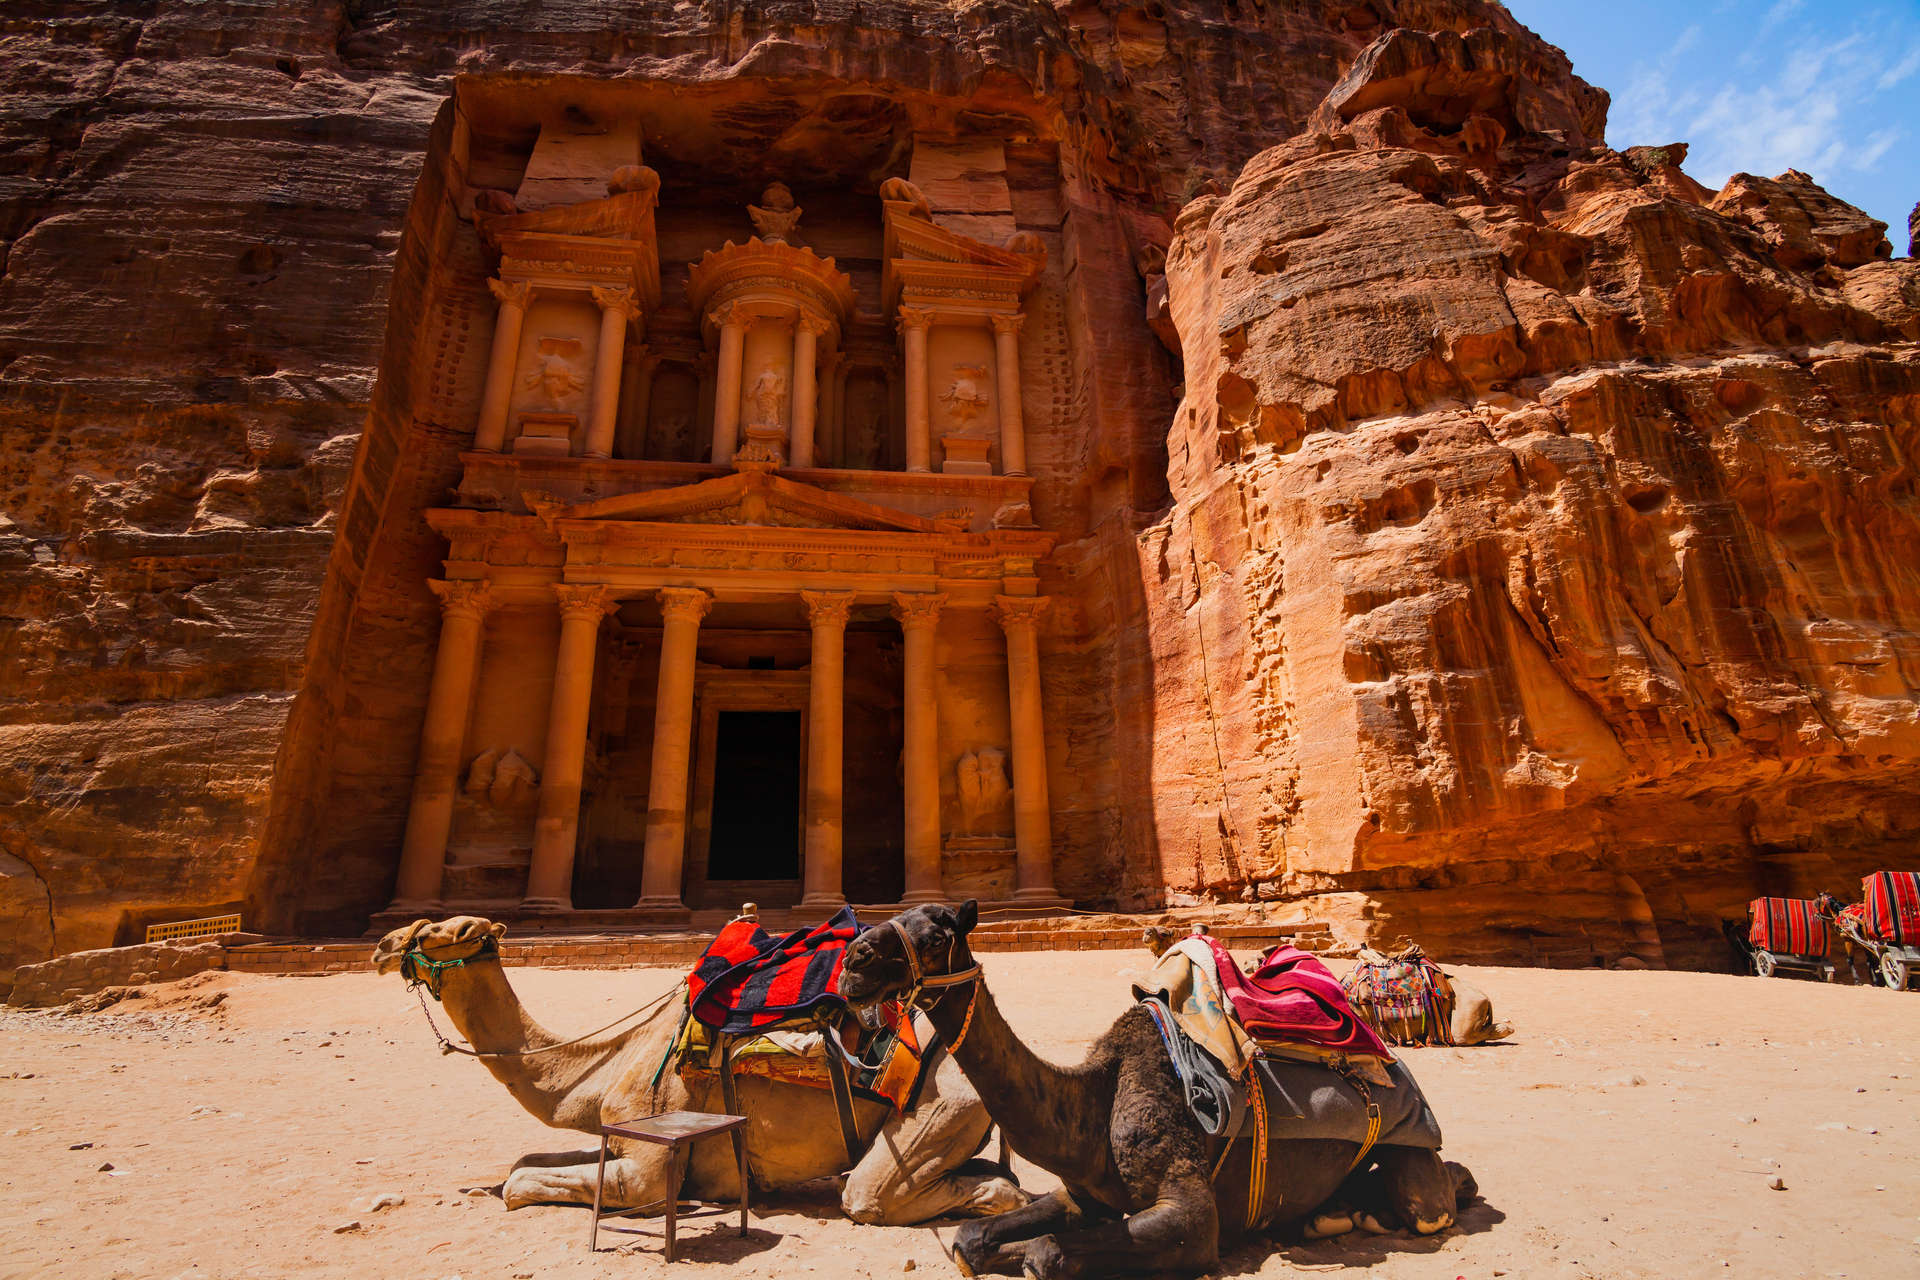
840,903,1477,1278
372,916,1024,1224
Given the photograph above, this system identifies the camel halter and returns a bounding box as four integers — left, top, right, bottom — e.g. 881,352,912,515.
885,916,982,1054
399,937,682,1059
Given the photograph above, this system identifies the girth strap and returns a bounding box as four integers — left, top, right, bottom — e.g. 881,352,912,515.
823,1034,862,1164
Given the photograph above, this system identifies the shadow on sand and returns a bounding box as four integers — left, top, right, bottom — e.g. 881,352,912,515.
1223,1195,1507,1274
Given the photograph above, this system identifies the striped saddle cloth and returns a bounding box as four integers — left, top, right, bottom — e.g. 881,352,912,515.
1747,897,1829,958
1863,872,1920,945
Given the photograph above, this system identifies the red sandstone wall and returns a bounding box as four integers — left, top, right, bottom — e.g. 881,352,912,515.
1147,30,1920,964
3,1,1912,977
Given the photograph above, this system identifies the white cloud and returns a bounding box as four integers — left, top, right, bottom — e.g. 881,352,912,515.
1612,10,1915,191
1877,43,1920,91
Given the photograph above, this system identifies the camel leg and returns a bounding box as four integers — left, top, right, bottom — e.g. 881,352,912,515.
951,1189,1098,1276
1019,1175,1218,1280
501,1143,674,1212
842,1053,1029,1225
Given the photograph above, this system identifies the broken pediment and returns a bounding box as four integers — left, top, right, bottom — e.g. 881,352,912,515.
531,470,965,534
882,189,1044,314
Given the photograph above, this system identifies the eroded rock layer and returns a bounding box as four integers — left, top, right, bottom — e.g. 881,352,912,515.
1151,27,1920,965
0,1,1912,977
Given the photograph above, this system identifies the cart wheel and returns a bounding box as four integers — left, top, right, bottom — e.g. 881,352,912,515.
1753,951,1777,979
1882,954,1911,991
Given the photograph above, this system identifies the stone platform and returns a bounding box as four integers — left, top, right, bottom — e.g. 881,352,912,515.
8,916,1333,1004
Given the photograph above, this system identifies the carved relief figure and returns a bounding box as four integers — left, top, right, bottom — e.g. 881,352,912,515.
956,747,1011,835
464,747,539,808
749,181,803,244
523,336,586,405
879,176,933,220
748,366,788,428
940,364,991,425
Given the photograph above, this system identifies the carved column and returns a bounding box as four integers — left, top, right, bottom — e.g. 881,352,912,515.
820,352,845,468
893,591,947,902
992,313,1028,476
789,315,826,469
475,279,532,452
622,346,659,461
636,587,713,913
389,579,493,910
523,584,619,909
994,595,1058,900
801,591,854,909
899,307,934,473
710,304,747,465
585,286,640,460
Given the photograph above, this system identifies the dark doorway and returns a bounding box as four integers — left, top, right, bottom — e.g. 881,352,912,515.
706,710,802,883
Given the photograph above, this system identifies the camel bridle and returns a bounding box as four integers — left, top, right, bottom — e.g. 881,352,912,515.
400,933,499,1002
884,916,982,1054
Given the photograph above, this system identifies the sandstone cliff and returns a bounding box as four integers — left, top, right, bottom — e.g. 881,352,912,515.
1,1,1913,980
1148,29,1920,964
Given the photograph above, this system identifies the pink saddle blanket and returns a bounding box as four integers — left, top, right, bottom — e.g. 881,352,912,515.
1198,937,1392,1059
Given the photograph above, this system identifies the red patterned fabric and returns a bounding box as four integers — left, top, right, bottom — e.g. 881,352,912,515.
1199,937,1394,1058
687,906,862,1034
1747,897,1829,958
1863,872,1920,945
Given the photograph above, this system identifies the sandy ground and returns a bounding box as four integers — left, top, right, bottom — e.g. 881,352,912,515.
3,951,1918,1280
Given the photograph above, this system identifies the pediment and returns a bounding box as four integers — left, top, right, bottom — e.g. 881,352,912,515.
883,203,1042,312
532,471,963,534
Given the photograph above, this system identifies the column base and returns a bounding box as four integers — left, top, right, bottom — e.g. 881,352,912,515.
518,896,575,913
898,889,948,905
798,892,848,911
383,898,443,916
630,896,694,925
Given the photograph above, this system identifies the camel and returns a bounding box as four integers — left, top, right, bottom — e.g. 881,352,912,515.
1345,947,1514,1047
1144,926,1511,1045
370,916,1026,1224
841,903,1477,1279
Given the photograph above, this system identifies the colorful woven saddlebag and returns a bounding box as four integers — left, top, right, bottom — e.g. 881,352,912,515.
1747,897,1829,958
1862,872,1920,945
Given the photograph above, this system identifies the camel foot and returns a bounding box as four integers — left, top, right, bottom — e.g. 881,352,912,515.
1355,1211,1393,1235
951,1243,978,1278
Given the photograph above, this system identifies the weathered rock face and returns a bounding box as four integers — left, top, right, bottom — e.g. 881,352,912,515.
1151,26,1920,965
1,1,1913,976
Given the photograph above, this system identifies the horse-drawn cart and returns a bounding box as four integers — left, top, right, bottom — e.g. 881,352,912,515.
1834,872,1920,991
1743,897,1836,981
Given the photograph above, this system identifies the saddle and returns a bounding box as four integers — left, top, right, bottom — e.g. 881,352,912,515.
1342,944,1455,1047
672,907,929,1163
1863,872,1920,945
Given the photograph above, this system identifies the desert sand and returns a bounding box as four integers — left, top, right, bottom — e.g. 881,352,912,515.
3,951,1917,1280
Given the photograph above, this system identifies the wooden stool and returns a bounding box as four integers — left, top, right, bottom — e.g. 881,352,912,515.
590,1110,750,1260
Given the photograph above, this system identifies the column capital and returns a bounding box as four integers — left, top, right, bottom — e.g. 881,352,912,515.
801,590,856,630
992,594,1050,631
990,311,1027,337
796,313,833,339
658,586,714,624
897,306,936,334
712,300,747,330
590,284,642,323
488,277,533,309
553,583,620,622
891,591,948,630
429,577,493,621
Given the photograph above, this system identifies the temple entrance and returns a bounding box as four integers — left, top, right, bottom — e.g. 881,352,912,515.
684,666,810,910
706,710,802,884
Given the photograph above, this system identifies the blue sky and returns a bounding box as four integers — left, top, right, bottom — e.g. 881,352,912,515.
1509,1,1919,250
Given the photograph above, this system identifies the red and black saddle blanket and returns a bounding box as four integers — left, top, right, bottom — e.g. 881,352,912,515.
688,905,862,1035
1748,897,1829,958
1863,872,1920,945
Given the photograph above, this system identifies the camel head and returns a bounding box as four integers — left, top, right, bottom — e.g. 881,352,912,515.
839,900,979,1025
371,915,507,988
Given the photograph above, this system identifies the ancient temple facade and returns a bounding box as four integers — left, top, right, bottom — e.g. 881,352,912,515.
378,115,1070,924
